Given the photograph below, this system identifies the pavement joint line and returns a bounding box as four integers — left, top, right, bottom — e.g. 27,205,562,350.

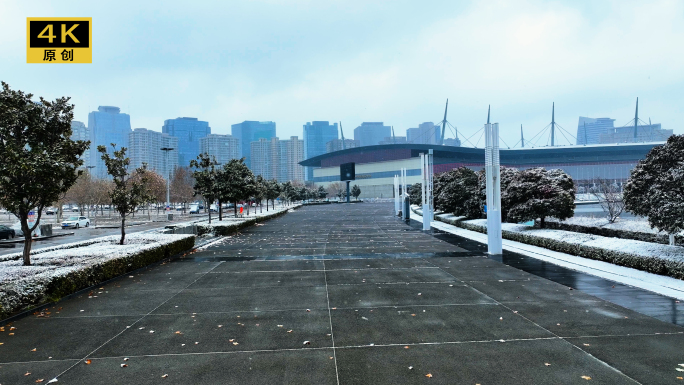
561,331,684,339
205,267,442,273
418,248,644,384
6,332,684,366
48,260,227,382
176,282,466,290
193,235,228,250
322,259,340,385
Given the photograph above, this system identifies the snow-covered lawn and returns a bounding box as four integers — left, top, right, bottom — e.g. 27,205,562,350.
0,233,194,319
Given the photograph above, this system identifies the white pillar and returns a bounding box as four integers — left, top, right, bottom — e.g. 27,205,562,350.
394,175,400,215
485,123,503,255
421,150,434,231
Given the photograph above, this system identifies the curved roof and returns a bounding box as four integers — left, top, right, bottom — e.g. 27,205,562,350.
300,142,664,168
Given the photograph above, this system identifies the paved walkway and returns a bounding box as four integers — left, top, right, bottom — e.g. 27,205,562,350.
0,203,682,384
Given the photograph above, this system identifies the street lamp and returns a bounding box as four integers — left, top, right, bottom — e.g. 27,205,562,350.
160,147,174,211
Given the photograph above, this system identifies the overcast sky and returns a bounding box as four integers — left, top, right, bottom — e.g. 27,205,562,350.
1,0,682,147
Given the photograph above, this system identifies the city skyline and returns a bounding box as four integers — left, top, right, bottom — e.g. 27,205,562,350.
2,0,682,148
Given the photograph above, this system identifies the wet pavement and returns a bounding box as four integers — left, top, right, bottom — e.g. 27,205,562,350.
0,203,682,384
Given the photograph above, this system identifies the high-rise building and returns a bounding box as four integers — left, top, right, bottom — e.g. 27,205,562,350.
249,136,304,182
406,122,441,144
70,121,90,169
88,106,131,179
250,138,274,180
444,137,462,147
283,136,305,182
353,122,391,147
326,138,360,153
231,121,276,168
128,128,179,179
303,121,338,181
599,124,672,144
576,117,616,145
379,136,407,145
199,134,240,165
162,117,211,167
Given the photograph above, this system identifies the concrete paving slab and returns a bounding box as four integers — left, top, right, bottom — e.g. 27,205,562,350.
330,304,554,346
211,260,324,273
334,339,636,384
93,309,332,357
187,270,327,289
153,286,330,314
327,283,493,308
568,333,684,384
469,278,602,304
324,258,435,270
0,316,138,361
60,349,338,385
0,359,78,385
509,299,684,337
324,268,458,285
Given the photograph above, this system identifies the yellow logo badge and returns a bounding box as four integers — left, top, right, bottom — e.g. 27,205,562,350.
27,18,92,63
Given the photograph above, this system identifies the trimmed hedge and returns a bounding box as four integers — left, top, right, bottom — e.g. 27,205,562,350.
542,220,683,247
0,235,195,321
414,206,684,280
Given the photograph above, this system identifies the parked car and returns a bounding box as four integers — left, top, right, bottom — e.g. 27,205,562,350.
62,216,90,229
189,206,200,214
0,225,15,240
45,207,57,215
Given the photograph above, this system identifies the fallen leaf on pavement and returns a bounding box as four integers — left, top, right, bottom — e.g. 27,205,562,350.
581,376,591,380
121,364,128,368
425,373,433,378
161,374,168,378
85,359,92,365
545,363,551,366
35,379,44,383
31,348,37,352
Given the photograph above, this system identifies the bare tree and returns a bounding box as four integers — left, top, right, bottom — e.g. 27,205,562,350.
170,166,195,213
326,182,345,200
65,171,101,216
589,178,625,223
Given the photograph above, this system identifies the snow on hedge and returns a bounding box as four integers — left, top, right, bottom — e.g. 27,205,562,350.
0,233,194,319
464,218,684,263
550,216,684,236
0,233,193,284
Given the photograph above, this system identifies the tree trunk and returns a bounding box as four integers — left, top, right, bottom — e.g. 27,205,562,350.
208,201,212,224
234,202,238,217
260,201,262,214
670,233,676,246
218,200,223,221
540,217,545,228
120,215,126,245
20,217,33,266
